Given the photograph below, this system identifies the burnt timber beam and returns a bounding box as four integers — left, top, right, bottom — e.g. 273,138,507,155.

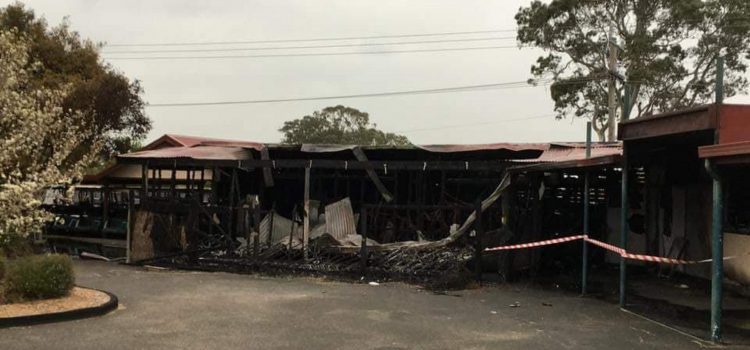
260,146,275,187
352,146,393,202
119,158,510,171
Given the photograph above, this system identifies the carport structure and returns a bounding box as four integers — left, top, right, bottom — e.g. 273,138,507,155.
115,139,556,280
619,103,750,341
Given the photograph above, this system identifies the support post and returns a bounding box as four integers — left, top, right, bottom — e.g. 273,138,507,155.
530,175,543,278
708,55,725,343
360,208,368,274
582,122,592,295
288,204,297,261
210,167,218,205
474,199,484,284
619,146,629,307
253,200,261,258
303,167,311,260
715,56,724,105
126,189,133,264
227,169,237,245
142,162,149,200
170,162,177,200
267,205,275,248
706,160,724,342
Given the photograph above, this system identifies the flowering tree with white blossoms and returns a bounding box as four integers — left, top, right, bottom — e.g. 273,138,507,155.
0,29,102,249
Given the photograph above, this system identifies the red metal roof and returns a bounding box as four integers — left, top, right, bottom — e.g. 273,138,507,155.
142,134,264,150
120,146,253,161
699,141,750,164
508,142,622,172
521,143,621,163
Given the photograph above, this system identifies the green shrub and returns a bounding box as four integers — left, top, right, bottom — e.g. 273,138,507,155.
0,254,5,281
0,234,33,258
4,254,75,302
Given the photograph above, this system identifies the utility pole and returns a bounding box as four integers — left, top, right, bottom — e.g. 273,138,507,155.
607,23,618,142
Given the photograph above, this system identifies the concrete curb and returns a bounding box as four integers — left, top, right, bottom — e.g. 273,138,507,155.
0,287,118,329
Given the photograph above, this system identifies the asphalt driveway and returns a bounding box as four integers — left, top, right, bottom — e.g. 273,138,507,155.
0,260,722,349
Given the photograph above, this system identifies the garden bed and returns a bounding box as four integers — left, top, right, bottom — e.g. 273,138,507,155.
0,286,117,327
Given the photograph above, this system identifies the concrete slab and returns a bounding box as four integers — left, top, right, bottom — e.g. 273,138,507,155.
0,261,715,350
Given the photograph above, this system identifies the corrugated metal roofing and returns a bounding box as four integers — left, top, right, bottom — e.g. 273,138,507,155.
507,142,622,172
324,198,358,240
515,143,622,163
124,134,555,161
141,134,265,150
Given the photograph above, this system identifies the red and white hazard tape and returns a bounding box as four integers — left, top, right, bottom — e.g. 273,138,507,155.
484,234,729,265
621,252,693,265
484,235,585,252
583,236,626,256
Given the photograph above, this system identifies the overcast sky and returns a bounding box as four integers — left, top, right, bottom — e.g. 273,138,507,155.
9,0,750,145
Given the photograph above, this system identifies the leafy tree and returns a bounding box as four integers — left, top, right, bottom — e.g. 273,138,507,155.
516,0,750,140
0,29,103,248
0,3,150,157
280,105,411,146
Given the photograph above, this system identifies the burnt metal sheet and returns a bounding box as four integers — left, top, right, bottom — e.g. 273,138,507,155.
259,212,299,244
325,198,358,241
120,146,253,161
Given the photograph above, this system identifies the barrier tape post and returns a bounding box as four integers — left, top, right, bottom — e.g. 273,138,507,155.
474,199,484,284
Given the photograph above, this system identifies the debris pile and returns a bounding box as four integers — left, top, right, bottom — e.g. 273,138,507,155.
141,173,513,287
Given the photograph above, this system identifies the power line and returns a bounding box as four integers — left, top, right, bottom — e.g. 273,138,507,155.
144,77,633,108
107,29,518,47
106,45,523,61
146,80,549,107
102,36,517,54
